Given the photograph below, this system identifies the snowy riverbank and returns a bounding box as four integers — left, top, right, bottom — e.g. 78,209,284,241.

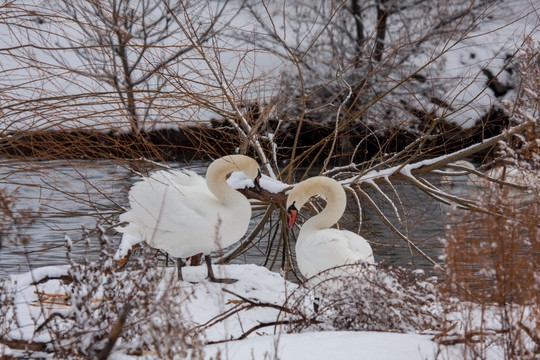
3,262,527,360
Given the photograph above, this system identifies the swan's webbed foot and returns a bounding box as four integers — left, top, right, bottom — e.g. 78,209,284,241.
205,255,237,284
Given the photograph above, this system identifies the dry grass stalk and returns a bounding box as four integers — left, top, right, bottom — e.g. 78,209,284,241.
440,186,540,359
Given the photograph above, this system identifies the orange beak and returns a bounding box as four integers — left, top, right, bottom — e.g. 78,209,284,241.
287,203,298,228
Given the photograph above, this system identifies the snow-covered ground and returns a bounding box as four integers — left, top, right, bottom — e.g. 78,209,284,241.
203,331,439,360
4,261,535,360
3,263,449,360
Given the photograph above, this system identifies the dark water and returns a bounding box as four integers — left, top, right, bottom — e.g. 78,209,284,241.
0,159,458,277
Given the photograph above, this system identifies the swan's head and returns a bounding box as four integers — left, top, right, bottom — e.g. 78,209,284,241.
241,161,262,193
286,176,345,229
286,179,315,228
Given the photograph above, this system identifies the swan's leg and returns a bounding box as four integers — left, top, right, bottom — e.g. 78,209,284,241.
176,258,184,281
313,297,320,313
205,255,237,283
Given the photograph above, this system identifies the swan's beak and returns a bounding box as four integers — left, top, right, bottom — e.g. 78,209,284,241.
253,170,262,193
287,203,298,228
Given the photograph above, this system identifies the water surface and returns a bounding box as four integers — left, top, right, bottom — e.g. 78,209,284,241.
0,160,459,277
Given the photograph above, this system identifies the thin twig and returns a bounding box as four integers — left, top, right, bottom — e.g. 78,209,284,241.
97,303,133,360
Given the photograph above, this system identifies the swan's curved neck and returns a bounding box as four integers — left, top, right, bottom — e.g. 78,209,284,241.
205,156,245,204
299,178,346,232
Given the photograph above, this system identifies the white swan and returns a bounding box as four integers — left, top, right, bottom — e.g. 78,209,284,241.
286,176,375,289
482,166,538,188
117,155,261,283
479,166,539,203
441,160,477,185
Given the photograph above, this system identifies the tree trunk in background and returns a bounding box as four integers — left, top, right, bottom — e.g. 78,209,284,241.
350,0,365,67
374,0,389,62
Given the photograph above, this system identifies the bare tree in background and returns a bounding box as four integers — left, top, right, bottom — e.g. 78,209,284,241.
242,0,516,168
48,0,235,133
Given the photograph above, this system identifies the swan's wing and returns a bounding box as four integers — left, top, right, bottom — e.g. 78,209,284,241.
122,170,218,228
341,230,375,263
298,228,374,277
166,169,207,187
118,169,225,251
118,168,253,258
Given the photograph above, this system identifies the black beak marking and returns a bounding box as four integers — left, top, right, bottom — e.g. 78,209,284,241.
253,169,262,193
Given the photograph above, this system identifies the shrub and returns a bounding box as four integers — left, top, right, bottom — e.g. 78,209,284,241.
287,262,445,333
